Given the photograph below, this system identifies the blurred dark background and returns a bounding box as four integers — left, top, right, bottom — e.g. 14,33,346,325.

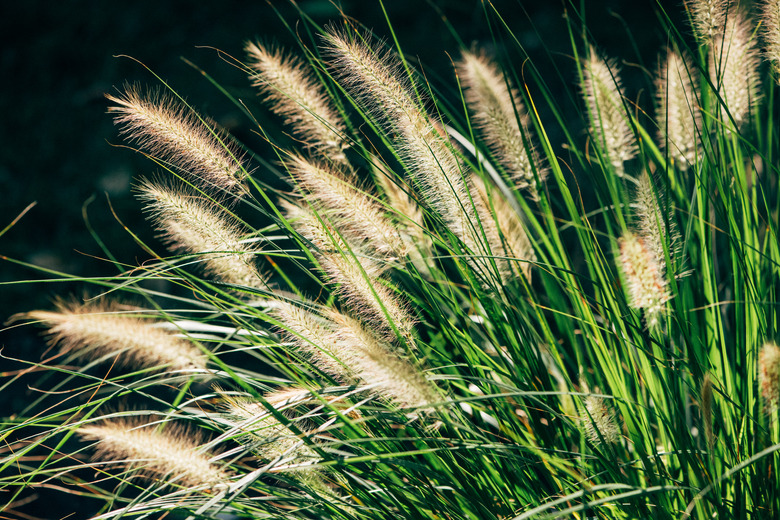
0,0,685,517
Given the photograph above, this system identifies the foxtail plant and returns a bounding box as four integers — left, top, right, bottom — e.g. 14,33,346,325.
4,1,780,519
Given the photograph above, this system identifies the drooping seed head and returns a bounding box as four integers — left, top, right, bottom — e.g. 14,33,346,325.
107,86,247,197
245,42,350,165
457,50,545,193
285,154,406,257
138,181,267,291
78,419,228,488
25,300,206,372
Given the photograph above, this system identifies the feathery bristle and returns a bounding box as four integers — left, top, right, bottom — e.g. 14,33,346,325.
472,176,536,281
618,232,671,331
273,299,352,379
285,154,406,257
686,0,729,43
709,9,760,130
457,51,544,193
655,48,702,170
245,42,350,164
26,300,206,371
582,395,621,445
759,342,780,409
78,419,227,488
763,0,780,81
582,47,638,177
323,28,486,266
138,181,267,291
273,301,434,409
107,86,246,196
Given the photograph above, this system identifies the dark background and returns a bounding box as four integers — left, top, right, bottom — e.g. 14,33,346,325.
0,0,685,517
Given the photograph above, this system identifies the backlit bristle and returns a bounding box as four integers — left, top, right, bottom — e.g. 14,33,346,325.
655,48,702,170
709,9,761,130
138,181,267,291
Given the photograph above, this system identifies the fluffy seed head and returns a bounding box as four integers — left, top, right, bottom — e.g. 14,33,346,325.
323,28,482,263
619,232,672,331
759,342,780,409
709,9,761,130
107,86,247,196
325,310,438,410
633,172,680,272
686,0,730,43
655,48,702,170
78,419,228,488
457,51,544,193
285,154,406,257
582,47,638,176
25,300,206,372
763,0,780,81
245,42,350,164
582,395,621,445
282,201,415,342
138,181,267,291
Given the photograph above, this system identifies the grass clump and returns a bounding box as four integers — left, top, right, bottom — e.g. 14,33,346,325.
2,1,780,518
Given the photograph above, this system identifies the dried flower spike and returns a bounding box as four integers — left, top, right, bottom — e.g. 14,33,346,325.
79,419,228,488
686,0,729,43
138,181,267,292
457,51,544,193
220,388,319,466
25,300,206,372
655,48,702,170
759,342,780,409
582,47,637,177
323,28,484,266
245,42,350,165
107,86,247,196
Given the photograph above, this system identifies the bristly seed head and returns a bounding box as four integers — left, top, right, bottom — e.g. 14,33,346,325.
655,48,702,170
138,181,267,292
762,0,780,82
25,300,206,372
245,42,350,165
709,8,761,130
618,232,672,331
78,418,228,489
107,86,247,197
582,47,638,177
457,50,545,194
582,395,621,445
